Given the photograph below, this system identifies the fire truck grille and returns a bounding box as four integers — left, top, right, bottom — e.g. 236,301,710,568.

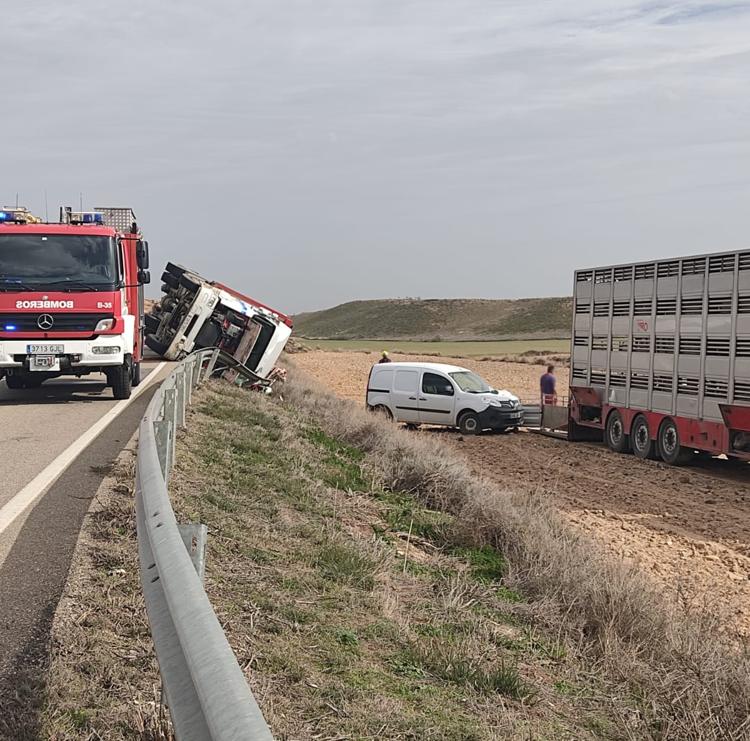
0,313,112,333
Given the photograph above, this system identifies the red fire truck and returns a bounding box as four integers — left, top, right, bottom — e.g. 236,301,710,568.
0,206,150,399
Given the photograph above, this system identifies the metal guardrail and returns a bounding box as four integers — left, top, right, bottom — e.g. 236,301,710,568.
135,348,274,740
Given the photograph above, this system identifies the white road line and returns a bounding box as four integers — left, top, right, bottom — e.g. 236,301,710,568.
0,362,167,535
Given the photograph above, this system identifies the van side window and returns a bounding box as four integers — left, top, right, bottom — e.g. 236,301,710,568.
422,372,454,396
394,370,418,393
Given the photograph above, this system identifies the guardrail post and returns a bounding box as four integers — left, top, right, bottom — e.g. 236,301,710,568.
175,368,187,428
163,387,177,467
205,348,219,380
153,420,173,482
177,523,208,582
193,354,202,388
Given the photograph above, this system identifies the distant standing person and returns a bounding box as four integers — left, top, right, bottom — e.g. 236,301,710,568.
378,350,392,364
540,364,557,405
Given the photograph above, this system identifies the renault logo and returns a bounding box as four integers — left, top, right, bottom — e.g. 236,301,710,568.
37,314,54,330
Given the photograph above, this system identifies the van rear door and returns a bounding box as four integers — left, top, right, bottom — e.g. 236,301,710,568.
391,369,420,423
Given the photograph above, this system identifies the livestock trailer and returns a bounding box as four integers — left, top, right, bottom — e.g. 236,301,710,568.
568,250,750,464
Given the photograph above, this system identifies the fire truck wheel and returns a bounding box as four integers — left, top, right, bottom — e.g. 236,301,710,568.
131,361,142,387
111,362,133,400
5,374,25,389
605,409,630,454
658,418,693,466
631,415,657,460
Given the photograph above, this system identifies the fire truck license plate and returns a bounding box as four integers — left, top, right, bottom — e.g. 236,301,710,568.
29,355,60,371
27,344,64,354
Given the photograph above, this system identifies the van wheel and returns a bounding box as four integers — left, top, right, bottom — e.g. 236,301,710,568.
372,405,393,421
605,410,630,453
631,415,657,460
658,418,693,466
458,411,481,435
404,423,420,431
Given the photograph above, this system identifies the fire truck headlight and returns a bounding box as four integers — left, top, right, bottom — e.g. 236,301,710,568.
94,318,115,332
92,346,121,355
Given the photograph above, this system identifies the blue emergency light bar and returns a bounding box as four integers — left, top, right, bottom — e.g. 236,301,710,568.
68,211,104,225
0,209,25,222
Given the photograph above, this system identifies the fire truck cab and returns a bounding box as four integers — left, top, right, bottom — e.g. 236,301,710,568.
0,206,150,399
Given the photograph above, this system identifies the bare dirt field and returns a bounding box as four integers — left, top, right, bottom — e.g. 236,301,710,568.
292,349,569,403
294,350,750,637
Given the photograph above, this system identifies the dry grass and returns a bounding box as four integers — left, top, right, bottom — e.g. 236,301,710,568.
37,450,171,741
166,382,637,740
280,364,750,741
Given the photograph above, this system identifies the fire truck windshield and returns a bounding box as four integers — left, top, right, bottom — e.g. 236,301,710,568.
0,234,119,290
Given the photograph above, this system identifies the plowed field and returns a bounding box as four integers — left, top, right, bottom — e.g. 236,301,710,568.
293,349,750,636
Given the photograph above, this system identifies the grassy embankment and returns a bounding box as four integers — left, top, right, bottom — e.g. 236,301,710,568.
294,297,572,341
38,371,750,739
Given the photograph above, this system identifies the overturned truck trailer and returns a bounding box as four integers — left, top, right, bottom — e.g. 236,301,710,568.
145,263,292,378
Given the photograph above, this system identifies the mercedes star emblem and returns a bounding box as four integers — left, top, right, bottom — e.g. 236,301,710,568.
37,314,54,330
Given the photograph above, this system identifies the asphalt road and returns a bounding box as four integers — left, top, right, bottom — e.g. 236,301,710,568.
0,359,170,732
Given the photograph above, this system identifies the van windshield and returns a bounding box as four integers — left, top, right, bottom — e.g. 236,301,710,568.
449,371,491,393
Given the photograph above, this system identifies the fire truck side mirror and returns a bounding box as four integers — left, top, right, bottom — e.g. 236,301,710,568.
136,240,150,270
138,269,151,285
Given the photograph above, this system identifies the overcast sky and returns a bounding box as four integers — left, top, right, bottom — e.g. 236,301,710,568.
2,1,749,313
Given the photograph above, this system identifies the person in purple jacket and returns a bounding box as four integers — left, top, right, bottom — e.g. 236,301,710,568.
540,364,557,405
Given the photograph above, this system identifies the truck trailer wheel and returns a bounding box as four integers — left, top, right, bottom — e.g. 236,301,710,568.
179,273,200,293
110,362,133,400
458,411,481,435
165,262,187,278
658,419,693,466
160,271,180,290
631,415,657,460
605,410,630,454
144,314,160,334
146,335,169,356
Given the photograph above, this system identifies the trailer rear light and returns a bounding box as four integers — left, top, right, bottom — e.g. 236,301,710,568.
94,318,115,332
92,346,120,355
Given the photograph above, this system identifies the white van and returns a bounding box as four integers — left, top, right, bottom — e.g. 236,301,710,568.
366,362,523,434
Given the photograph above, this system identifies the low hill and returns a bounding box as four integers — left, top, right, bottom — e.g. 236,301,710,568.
293,297,572,340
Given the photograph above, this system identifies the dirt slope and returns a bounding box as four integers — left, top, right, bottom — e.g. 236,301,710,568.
294,297,572,340
295,350,750,638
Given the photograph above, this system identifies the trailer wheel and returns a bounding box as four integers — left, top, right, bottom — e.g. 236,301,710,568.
144,314,160,333
165,262,187,278
179,273,200,292
658,419,693,466
458,411,481,435
605,409,630,453
145,335,169,357
161,271,180,289
631,415,657,460
110,361,133,400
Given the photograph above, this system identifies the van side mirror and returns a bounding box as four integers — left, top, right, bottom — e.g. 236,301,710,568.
136,240,150,269
443,385,454,396
138,269,151,285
